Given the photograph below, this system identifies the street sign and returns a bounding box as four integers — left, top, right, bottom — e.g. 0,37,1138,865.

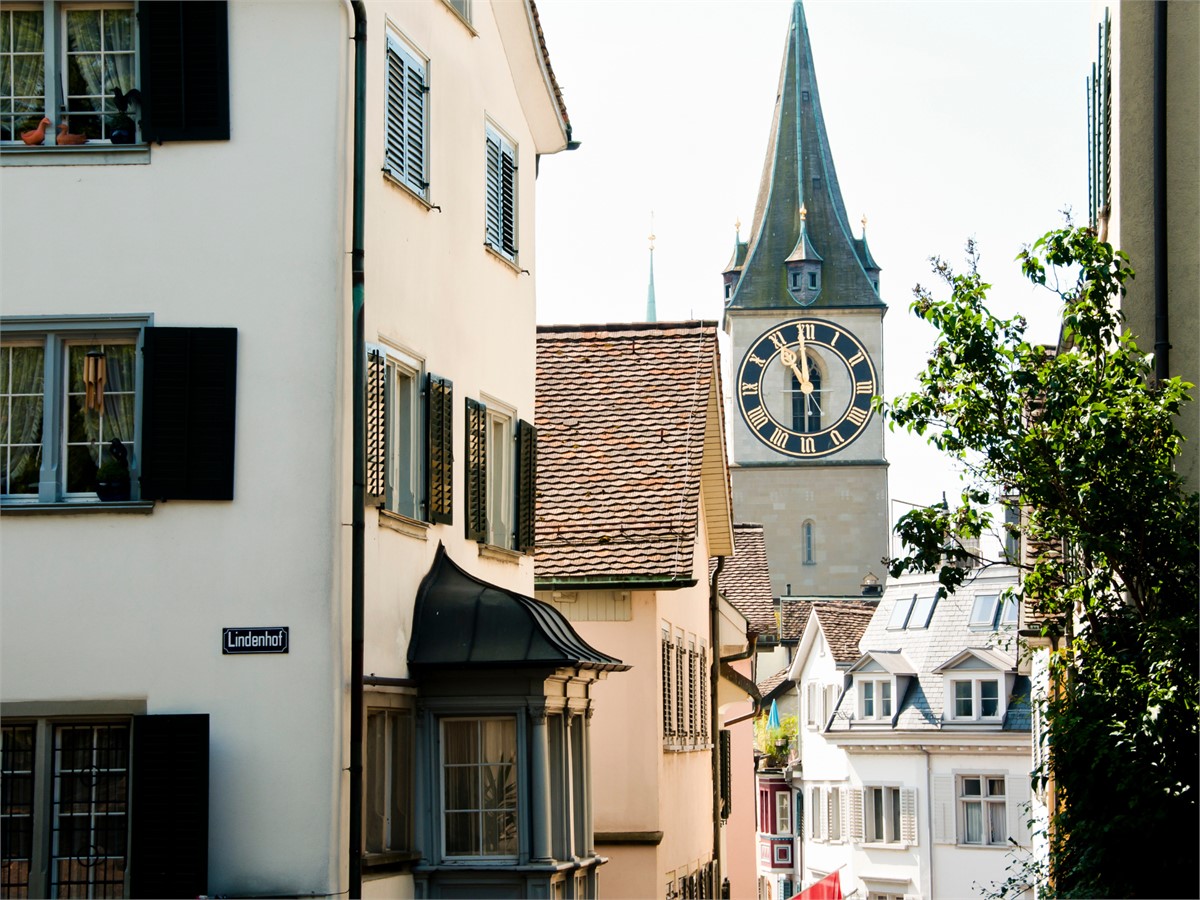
222,627,289,654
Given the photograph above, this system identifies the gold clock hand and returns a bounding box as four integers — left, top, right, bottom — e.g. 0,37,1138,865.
795,325,812,393
779,346,807,387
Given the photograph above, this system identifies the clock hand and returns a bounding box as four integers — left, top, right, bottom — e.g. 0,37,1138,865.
795,325,813,393
779,347,807,387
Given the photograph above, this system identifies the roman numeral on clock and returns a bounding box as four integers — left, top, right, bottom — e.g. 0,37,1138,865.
741,382,759,395
768,427,789,449
847,350,865,367
830,430,845,446
855,380,873,395
846,405,869,427
746,405,769,428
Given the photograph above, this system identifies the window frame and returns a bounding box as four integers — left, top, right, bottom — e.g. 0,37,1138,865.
801,519,816,565
383,24,429,201
908,594,937,629
775,790,791,836
483,121,517,263
364,691,416,865
947,675,1004,723
808,786,822,841
968,593,1001,628
957,774,1007,847
438,715,520,861
1,314,150,505
482,396,514,549
383,347,425,521
887,594,915,629
864,785,903,845
858,677,892,721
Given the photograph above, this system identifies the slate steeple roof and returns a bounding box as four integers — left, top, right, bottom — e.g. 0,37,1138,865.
726,1,883,313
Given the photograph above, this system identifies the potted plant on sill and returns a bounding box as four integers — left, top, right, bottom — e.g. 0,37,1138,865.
95,438,131,502
754,711,798,770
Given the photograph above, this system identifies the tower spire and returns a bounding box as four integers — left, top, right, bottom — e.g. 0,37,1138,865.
724,0,882,316
646,213,657,323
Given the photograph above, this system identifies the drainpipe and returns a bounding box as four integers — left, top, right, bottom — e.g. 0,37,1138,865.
348,2,367,897
1152,0,1169,381
709,556,726,893
920,748,934,900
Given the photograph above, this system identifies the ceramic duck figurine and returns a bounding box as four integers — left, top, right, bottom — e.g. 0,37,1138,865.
57,122,88,145
20,117,51,145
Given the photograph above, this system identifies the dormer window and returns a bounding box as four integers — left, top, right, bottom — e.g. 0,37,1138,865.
808,272,817,289
951,678,1001,720
791,272,800,289
934,648,1016,724
970,593,1019,629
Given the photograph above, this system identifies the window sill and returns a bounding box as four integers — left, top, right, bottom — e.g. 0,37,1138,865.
484,243,523,273
478,543,522,565
439,0,477,36
363,849,420,874
379,508,430,539
861,841,909,850
382,169,434,209
1,143,151,166
1,500,154,515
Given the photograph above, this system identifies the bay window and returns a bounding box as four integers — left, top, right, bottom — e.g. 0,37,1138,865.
441,717,518,858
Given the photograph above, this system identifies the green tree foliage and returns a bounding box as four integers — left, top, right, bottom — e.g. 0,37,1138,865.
880,226,1198,898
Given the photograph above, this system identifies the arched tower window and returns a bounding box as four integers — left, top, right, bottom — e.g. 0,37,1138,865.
802,520,816,565
790,361,822,433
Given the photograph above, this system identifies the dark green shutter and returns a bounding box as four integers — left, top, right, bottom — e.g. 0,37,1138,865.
464,397,487,541
425,374,452,525
130,714,209,898
515,419,536,553
366,350,386,499
139,1,230,142
141,327,237,500
719,729,732,819
500,148,516,256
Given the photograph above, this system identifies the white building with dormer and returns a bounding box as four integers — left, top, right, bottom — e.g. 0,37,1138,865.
786,566,1032,900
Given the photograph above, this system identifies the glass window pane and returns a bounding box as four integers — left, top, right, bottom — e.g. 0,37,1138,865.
890,788,901,841
961,776,982,797
104,9,133,50
954,682,973,717
987,777,1005,797
482,809,517,856
963,801,982,843
1000,595,1019,626
909,594,936,628
66,10,102,52
981,681,999,717
988,801,1006,844
443,720,476,765
389,711,411,850
480,718,515,764
970,594,999,627
444,812,477,856
888,595,914,629
444,765,477,812
870,788,883,841
881,681,892,716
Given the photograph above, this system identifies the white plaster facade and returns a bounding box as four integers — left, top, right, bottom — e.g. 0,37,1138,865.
1,1,577,897
785,568,1033,900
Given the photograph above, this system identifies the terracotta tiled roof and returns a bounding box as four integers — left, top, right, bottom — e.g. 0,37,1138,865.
779,599,812,641
528,0,571,136
711,524,775,634
812,602,878,663
756,668,793,701
535,322,719,583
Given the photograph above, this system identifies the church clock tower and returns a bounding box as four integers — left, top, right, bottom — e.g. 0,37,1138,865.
724,1,888,598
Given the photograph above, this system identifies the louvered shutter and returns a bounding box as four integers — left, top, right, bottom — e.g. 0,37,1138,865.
141,327,237,500
130,714,209,898
826,787,836,840
901,787,918,845
661,632,672,738
1006,775,1032,846
366,349,386,498
384,33,427,196
719,730,732,818
425,374,452,524
464,397,487,541
139,1,230,142
515,419,536,552
675,634,685,737
485,131,502,250
847,788,864,842
500,145,516,256
932,774,956,843
687,645,697,741
699,646,709,742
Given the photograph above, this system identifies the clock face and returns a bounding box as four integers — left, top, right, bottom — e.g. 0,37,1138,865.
737,317,877,459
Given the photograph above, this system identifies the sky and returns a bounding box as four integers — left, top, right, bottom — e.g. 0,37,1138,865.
532,0,1095,552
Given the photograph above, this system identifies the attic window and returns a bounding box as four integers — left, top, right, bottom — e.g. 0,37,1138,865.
801,90,810,102
808,272,817,289
887,595,915,630
907,595,936,629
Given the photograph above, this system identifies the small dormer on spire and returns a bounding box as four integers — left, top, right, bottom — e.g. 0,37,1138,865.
784,204,823,306
722,218,749,303
857,213,881,295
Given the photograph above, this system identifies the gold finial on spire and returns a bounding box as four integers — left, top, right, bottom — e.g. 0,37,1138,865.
799,204,808,222
648,211,655,251
861,213,868,232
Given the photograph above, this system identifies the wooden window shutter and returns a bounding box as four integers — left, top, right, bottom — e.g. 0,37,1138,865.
515,419,536,552
661,632,672,738
141,327,237,500
425,374,452,524
130,714,209,899
675,634,685,737
687,645,696,740
719,729,731,818
500,145,516,256
485,132,502,249
901,787,918,845
464,397,487,541
384,34,427,195
139,1,230,142
932,774,956,843
366,349,386,499
699,646,709,742
847,788,864,842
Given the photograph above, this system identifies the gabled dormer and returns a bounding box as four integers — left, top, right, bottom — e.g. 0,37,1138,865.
722,224,749,303
784,205,822,306
856,214,881,296
932,647,1017,726
846,650,916,726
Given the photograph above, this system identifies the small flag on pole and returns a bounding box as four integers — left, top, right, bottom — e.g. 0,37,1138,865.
789,870,842,900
